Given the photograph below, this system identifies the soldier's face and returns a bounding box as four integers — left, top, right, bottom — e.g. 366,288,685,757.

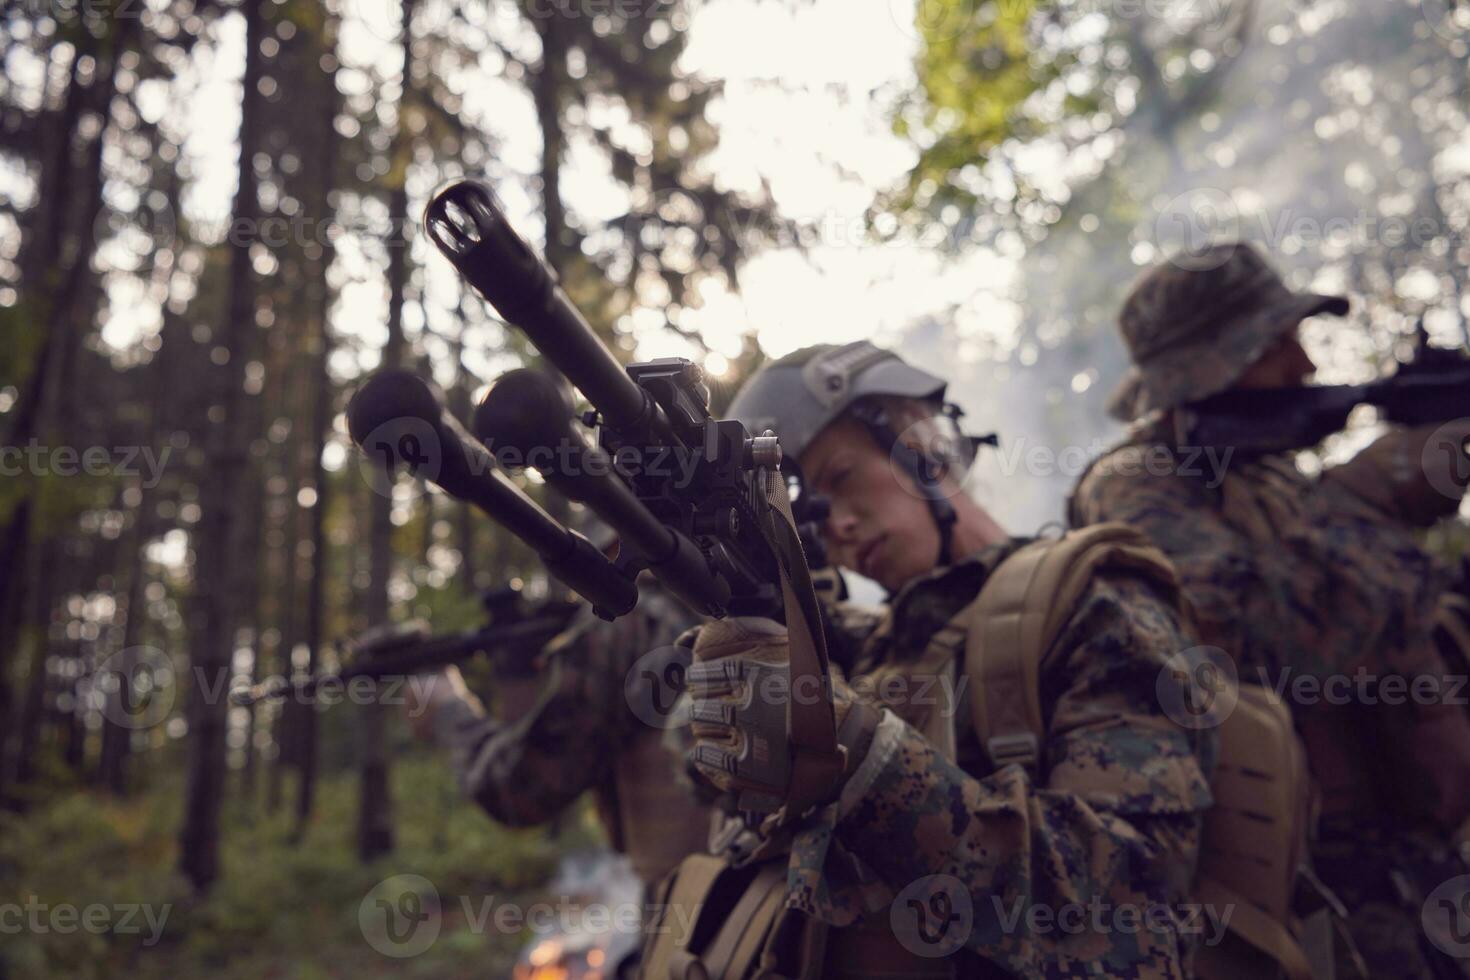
799,415,943,592
1235,327,1316,390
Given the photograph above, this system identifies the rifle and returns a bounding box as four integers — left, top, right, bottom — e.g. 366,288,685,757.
1178,324,1470,454
342,177,844,822
232,586,579,706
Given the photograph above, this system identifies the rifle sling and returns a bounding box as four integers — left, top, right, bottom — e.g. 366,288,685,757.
758,466,845,821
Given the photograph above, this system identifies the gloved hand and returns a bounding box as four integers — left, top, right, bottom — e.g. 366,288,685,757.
684,616,880,818
1325,420,1470,526
403,664,483,740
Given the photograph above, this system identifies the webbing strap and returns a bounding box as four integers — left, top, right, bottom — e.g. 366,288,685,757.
967,541,1050,771
643,853,730,980
701,865,788,978
965,525,1180,774
757,466,845,821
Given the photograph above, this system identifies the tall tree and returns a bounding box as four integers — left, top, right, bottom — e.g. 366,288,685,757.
358,0,420,862
179,0,267,892
11,8,145,791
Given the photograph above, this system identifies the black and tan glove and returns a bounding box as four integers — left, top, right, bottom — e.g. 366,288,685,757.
684,616,880,817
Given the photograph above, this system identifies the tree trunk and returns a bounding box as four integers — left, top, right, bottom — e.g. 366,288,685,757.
357,0,416,863
179,0,266,892
9,11,135,795
450,314,477,589
0,496,32,803
294,39,341,826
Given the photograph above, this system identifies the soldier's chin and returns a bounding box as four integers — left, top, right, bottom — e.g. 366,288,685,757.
878,553,928,594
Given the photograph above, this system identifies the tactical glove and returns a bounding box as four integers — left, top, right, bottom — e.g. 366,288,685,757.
684,616,880,817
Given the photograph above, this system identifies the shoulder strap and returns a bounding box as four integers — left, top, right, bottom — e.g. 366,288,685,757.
965,523,1181,774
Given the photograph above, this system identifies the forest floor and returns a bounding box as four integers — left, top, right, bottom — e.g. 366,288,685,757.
1,753,604,979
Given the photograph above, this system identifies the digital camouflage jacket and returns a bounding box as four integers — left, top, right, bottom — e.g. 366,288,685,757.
1070,423,1470,978
1068,425,1470,833
779,542,1216,978
430,585,710,884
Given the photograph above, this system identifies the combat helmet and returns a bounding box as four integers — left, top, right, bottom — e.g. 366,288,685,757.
728,341,992,568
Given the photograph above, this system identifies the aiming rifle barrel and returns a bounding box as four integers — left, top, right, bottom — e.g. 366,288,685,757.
424,180,675,444
346,369,637,616
232,615,568,706
474,367,725,614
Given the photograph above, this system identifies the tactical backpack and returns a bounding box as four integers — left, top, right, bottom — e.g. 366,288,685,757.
640,525,1334,980
955,525,1334,980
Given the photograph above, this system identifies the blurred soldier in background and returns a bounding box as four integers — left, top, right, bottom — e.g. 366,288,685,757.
402,533,711,976
1071,241,1470,978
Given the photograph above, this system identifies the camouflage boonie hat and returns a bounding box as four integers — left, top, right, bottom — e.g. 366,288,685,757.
1107,241,1349,421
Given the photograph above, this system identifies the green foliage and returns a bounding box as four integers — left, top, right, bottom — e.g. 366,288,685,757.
1,754,601,979
882,0,1054,222
0,300,45,408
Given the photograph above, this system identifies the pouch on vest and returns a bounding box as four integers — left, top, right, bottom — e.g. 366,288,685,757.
638,849,827,980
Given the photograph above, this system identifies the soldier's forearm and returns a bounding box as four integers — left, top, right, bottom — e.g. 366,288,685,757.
403,666,487,742
1321,421,1470,528
835,717,1200,975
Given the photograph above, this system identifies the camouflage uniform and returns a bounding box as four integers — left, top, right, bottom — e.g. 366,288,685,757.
671,342,1217,978
1072,241,1470,978
770,541,1215,978
430,585,712,886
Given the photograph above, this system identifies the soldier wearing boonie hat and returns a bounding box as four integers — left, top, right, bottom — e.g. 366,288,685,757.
1105,240,1349,422
1073,240,1470,979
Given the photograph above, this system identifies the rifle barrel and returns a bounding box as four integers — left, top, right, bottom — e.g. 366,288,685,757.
425,180,675,443
233,615,568,706
346,369,638,616
474,367,725,614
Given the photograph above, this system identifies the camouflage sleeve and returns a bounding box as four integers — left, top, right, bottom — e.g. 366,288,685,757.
1072,452,1268,674
831,573,1214,977
437,609,651,826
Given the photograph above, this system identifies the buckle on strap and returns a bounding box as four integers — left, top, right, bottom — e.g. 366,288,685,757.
986,733,1039,773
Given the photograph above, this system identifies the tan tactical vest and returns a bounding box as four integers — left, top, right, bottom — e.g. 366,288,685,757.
640,525,1332,980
